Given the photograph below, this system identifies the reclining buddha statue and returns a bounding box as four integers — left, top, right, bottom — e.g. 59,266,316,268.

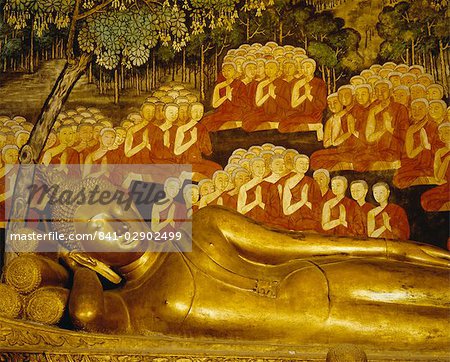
48,177,449,350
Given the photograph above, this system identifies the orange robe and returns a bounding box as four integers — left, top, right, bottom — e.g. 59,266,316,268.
421,150,450,212
202,79,246,131
373,204,410,240
258,178,287,229
286,175,322,232
278,77,327,132
393,119,439,189
222,192,239,210
241,183,266,222
322,197,365,237
359,202,374,237
179,123,222,178
241,78,291,132
353,101,409,172
310,110,365,170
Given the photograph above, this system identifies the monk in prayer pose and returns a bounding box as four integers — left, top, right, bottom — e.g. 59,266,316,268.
84,128,117,179
240,61,258,115
392,85,410,108
429,100,448,127
174,103,221,180
321,176,365,237
237,158,266,220
283,155,321,231
222,168,251,211
183,184,200,217
355,80,409,171
149,103,179,163
350,180,373,236
151,177,183,233
421,122,450,212
199,171,230,208
368,182,410,240
242,60,291,131
202,62,245,131
106,127,126,165
394,99,438,188
278,58,327,139
313,169,333,201
73,123,95,164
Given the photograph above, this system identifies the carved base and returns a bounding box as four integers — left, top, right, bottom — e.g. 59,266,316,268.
0,316,448,362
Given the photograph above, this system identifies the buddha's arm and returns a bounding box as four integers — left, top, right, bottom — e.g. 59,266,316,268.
321,201,341,230
365,109,385,143
291,80,306,108
255,82,270,107
334,115,353,146
405,128,423,158
124,130,147,158
194,206,450,267
174,127,197,156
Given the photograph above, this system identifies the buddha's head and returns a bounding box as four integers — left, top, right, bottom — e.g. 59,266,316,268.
164,104,179,126
282,59,296,78
243,61,257,81
77,123,94,143
400,73,416,87
418,74,433,87
388,72,402,88
338,86,354,108
183,184,199,206
294,154,310,175
141,103,156,122
392,86,410,106
327,94,342,114
114,127,126,147
438,122,450,145
370,64,382,74
350,76,365,86
57,125,76,147
350,180,368,203
264,60,279,79
0,132,7,150
372,182,390,204
250,157,266,178
410,84,427,100
232,168,251,190
164,177,181,200
177,103,190,125
248,145,262,156
2,145,19,164
199,179,214,197
15,130,30,149
51,177,149,269
409,65,424,77
301,59,316,78
331,176,348,197
374,81,392,102
256,59,266,80
222,63,237,81
99,128,116,149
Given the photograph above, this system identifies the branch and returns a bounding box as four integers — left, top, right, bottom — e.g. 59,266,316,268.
249,23,264,40
282,30,293,40
77,0,114,20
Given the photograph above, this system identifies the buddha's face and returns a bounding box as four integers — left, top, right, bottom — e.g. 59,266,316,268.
155,105,165,122
393,89,409,106
427,86,443,101
375,84,391,102
183,186,199,205
164,106,179,124
235,59,245,75
244,64,257,80
58,127,75,146
200,181,214,197
239,160,251,172
178,105,190,124
141,104,156,121
251,160,265,178
256,61,266,79
270,158,286,175
338,89,353,107
16,133,29,148
410,86,426,100
350,183,367,201
273,48,284,58
3,148,19,164
214,173,230,192
190,105,204,122
74,202,148,266
234,171,250,189
165,180,180,199
327,97,342,114
373,185,389,204
411,102,428,122
79,125,93,142
114,129,126,146
283,62,296,77
283,151,297,171
101,131,116,148
222,65,236,81
355,88,371,106
429,103,445,120
438,127,450,143
190,187,200,204
295,157,309,174
331,179,347,196
265,63,279,79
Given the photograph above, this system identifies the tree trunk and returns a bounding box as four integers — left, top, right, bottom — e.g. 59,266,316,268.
246,17,250,42
88,62,93,84
29,21,34,73
200,44,205,101
411,40,415,65
439,40,448,95
279,22,283,45
182,48,186,82
326,67,331,94
172,60,176,81
6,54,92,243
114,68,119,104
332,67,336,92
146,63,150,92
152,52,156,88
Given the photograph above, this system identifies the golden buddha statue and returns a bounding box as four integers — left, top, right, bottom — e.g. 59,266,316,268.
49,177,449,350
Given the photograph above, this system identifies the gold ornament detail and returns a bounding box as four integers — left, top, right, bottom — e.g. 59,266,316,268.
0,284,22,319
24,287,69,325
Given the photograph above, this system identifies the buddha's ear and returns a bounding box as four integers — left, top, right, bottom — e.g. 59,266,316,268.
67,252,122,284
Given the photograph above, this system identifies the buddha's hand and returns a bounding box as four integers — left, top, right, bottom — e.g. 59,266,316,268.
388,241,450,268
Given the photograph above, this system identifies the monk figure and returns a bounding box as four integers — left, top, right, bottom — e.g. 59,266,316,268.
393,99,437,188
73,124,95,164
174,103,221,180
183,184,200,218
84,128,116,179
283,155,321,231
202,62,245,131
151,177,183,233
356,80,409,171
367,182,410,240
242,60,291,132
350,180,374,236
278,58,327,139
49,176,450,350
321,176,365,237
421,122,450,212
222,168,251,211
199,171,230,208
237,157,266,220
